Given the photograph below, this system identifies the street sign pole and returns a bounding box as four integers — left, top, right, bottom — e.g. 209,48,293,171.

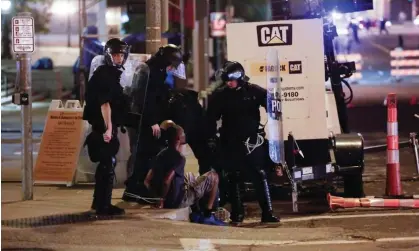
12,12,35,201
78,0,87,103
210,11,226,71
19,52,33,201
180,0,185,54
215,0,222,71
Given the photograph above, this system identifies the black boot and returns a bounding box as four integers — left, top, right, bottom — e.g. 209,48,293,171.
91,162,104,211
255,169,280,223
96,159,125,216
228,171,245,224
91,192,97,210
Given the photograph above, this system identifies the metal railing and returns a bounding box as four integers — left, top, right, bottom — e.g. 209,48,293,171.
1,68,66,105
1,69,15,104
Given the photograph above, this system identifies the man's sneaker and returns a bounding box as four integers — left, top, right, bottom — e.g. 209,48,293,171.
214,207,230,222
189,212,203,223
200,214,228,226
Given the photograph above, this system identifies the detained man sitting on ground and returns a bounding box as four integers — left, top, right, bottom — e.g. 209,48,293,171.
143,120,227,226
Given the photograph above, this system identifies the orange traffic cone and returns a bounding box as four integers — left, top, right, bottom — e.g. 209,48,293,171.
327,193,419,210
386,93,403,197
327,194,361,210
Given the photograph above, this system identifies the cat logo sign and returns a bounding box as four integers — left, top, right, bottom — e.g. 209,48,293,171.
256,24,292,47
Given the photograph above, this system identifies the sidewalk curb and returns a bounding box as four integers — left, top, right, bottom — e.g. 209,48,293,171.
1,206,191,229
1,211,123,228
116,201,191,222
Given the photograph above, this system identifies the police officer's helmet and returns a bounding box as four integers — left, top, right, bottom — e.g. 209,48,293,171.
220,61,246,82
104,38,130,68
157,44,183,69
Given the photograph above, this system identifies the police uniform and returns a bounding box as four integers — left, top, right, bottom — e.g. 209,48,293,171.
166,88,214,174
123,44,184,202
207,61,280,224
83,38,130,215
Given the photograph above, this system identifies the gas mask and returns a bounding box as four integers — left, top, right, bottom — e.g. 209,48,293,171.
167,62,187,80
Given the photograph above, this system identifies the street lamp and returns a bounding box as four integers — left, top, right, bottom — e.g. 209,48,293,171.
1,0,11,13
51,0,76,47
51,0,76,14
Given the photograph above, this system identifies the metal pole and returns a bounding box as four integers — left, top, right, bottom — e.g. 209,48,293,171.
193,0,209,91
67,1,71,48
410,132,419,175
19,53,33,201
203,1,209,90
180,0,185,53
16,12,34,201
78,0,87,103
265,0,271,20
215,0,222,71
225,2,233,23
161,0,169,45
146,0,162,54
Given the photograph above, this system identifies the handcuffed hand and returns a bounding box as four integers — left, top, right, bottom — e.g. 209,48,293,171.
153,198,164,209
151,124,161,138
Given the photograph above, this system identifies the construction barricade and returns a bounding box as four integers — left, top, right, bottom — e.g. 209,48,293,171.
327,93,419,211
390,49,419,80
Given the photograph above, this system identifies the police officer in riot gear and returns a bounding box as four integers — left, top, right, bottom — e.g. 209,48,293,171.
83,38,131,215
123,44,184,202
207,61,280,224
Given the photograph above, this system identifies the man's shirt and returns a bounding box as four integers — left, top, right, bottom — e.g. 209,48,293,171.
150,147,186,209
